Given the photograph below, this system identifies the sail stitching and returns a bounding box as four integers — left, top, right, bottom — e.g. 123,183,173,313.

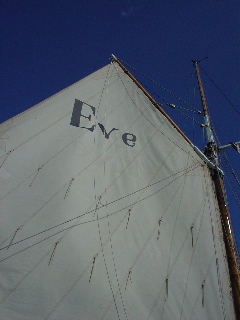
0,163,198,250
189,254,215,319
157,218,162,240
0,87,136,205
179,195,208,319
1,164,197,315
0,165,200,259
113,62,204,169
203,172,227,319
0,77,120,163
92,64,121,320
7,226,22,250
0,102,148,247
102,80,129,320
48,239,61,265
29,166,43,187
44,139,187,319
160,151,192,317
101,178,187,320
0,89,150,248
89,254,98,283
64,177,74,199
1,63,216,318
0,150,12,169
147,175,210,320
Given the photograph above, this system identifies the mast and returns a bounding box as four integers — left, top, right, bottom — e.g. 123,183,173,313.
193,60,240,318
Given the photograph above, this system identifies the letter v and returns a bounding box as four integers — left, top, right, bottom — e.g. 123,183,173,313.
98,123,118,139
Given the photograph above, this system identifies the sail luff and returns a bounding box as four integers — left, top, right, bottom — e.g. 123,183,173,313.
110,55,192,145
194,61,240,318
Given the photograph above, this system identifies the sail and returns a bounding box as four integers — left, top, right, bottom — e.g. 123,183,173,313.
0,62,235,319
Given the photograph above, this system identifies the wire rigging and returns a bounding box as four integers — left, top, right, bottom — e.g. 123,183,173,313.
118,58,201,113
0,164,200,256
199,65,240,116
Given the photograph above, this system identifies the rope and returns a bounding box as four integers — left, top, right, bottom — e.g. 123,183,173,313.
199,65,240,116
118,58,200,113
0,165,200,259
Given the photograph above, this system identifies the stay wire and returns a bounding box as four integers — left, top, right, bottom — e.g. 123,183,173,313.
199,65,240,116
0,165,200,262
0,164,199,251
136,81,202,126
118,58,200,113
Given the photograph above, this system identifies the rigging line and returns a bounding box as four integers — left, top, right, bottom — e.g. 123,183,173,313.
0,164,200,253
113,62,204,168
199,65,240,116
224,175,240,210
0,171,199,305
0,89,136,204
148,171,222,319
0,241,58,305
103,176,187,319
45,157,187,320
213,130,240,187
103,82,128,320
99,178,185,320
44,192,142,320
0,77,121,162
189,254,215,320
223,151,240,181
168,106,202,125
139,81,201,114
220,164,240,210
192,79,196,143
0,100,151,248
4,199,133,312
92,65,121,320
179,196,208,319
222,159,240,203
203,171,227,319
147,215,201,319
0,164,199,250
50,170,188,320
221,153,240,189
118,58,200,113
161,151,191,318
0,150,12,168
184,65,195,106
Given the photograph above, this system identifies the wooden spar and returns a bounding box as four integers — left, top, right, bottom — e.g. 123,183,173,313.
194,61,240,318
213,172,240,318
111,55,192,145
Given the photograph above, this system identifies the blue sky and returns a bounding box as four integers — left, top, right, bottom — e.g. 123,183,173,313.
1,0,240,249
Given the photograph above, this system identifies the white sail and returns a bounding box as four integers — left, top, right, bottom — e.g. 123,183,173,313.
0,62,235,319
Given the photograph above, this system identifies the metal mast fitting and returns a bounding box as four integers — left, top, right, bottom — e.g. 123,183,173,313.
193,60,240,319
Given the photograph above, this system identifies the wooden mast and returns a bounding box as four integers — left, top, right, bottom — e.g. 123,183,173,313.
193,60,240,318
112,54,240,316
